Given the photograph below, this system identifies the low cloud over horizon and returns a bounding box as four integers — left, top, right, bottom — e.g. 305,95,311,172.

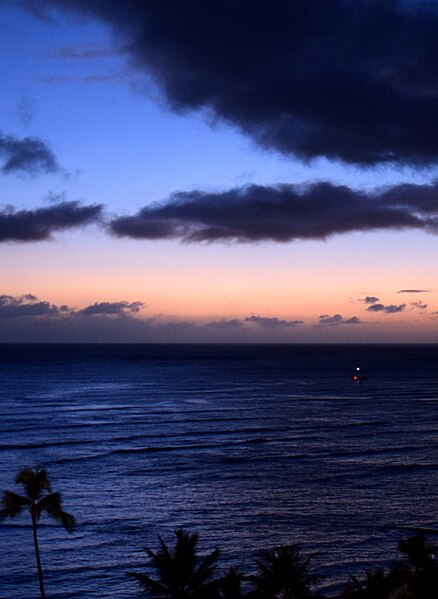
319,314,363,325
244,315,303,328
0,293,307,342
362,296,380,305
0,295,144,320
0,293,434,342
411,301,428,311
366,303,406,314
76,301,144,317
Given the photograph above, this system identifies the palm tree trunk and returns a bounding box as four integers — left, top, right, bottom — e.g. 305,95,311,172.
31,511,46,599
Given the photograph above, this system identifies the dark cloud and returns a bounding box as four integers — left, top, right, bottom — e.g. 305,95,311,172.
366,303,406,313
0,132,59,174
411,301,428,310
0,294,144,320
0,294,59,319
110,181,438,243
345,316,363,324
0,293,150,341
245,315,303,328
8,293,431,341
363,296,380,304
319,314,363,325
0,293,312,341
23,0,438,166
76,301,143,316
397,289,430,293
0,201,102,242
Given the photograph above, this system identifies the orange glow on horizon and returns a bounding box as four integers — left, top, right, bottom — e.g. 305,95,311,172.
1,232,437,340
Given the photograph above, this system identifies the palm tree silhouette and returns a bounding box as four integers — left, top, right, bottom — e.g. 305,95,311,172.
128,528,220,599
343,568,395,598
398,534,437,571
218,567,246,599
0,467,75,599
398,534,438,599
251,544,320,599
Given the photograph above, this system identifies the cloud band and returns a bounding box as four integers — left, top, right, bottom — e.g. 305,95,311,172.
110,181,438,243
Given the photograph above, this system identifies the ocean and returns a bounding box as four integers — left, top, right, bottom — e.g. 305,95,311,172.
0,344,437,598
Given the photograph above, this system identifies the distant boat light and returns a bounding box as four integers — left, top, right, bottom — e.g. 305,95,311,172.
352,367,367,382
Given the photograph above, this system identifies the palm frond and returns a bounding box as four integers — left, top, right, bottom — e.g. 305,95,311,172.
36,492,61,519
252,544,320,598
145,546,161,561
157,535,172,560
129,530,220,599
193,548,220,586
0,491,30,520
174,529,198,576
34,467,51,492
217,568,244,599
15,467,51,500
143,536,170,576
60,510,76,532
174,530,198,561
37,492,75,531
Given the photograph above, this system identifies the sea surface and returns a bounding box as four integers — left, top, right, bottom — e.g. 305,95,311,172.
0,344,437,598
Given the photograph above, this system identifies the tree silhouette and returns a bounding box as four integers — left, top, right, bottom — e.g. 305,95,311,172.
343,568,396,599
398,534,438,599
251,544,320,599
128,529,220,599
341,535,438,599
398,535,437,571
217,567,246,599
0,467,75,599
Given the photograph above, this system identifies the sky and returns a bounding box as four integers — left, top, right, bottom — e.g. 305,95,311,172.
1,0,438,342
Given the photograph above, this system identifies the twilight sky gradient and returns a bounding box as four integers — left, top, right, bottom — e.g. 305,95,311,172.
1,0,438,342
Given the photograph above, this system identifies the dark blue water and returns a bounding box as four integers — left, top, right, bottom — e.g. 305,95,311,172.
0,344,437,598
